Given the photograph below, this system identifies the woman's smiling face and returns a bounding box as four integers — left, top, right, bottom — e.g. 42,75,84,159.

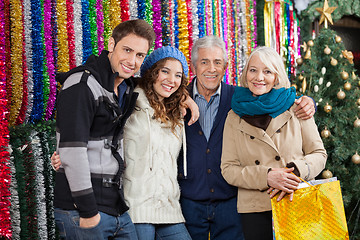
153,59,183,101
246,53,277,96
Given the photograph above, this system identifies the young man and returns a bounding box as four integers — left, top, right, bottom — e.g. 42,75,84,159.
178,35,315,240
54,20,155,240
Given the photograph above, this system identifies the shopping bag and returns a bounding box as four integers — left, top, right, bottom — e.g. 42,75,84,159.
271,179,349,240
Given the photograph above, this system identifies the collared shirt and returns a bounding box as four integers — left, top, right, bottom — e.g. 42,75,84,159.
117,80,128,109
193,79,221,140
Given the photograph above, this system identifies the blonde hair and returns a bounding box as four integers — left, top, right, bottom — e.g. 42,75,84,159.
240,46,290,89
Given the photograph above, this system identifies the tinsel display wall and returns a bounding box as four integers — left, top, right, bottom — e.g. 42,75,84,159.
0,0,301,238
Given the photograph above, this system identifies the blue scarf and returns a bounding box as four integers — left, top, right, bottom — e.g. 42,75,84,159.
231,87,298,118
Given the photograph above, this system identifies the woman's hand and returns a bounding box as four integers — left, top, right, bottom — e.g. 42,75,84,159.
267,167,300,201
182,96,199,125
51,151,61,171
267,187,294,202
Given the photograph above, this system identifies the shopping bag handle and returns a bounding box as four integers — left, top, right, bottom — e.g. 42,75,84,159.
289,169,314,188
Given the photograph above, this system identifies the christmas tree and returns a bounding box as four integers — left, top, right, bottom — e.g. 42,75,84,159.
294,1,360,238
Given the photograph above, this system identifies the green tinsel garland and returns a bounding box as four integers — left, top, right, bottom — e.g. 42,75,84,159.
9,120,57,240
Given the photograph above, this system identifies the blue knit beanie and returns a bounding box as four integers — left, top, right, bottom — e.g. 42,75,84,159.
140,46,189,77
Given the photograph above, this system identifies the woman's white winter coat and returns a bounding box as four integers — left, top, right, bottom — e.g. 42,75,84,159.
123,87,185,224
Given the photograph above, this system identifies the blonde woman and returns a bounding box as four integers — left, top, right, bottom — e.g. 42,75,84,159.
221,46,327,240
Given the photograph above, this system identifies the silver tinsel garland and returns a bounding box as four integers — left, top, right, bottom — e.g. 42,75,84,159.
23,0,34,123
9,149,21,240
31,130,48,240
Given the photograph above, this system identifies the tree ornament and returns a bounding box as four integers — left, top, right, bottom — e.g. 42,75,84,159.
352,71,357,80
300,42,307,52
291,83,297,90
324,103,332,113
324,46,331,55
298,74,304,81
335,35,342,43
352,152,360,164
321,67,326,75
307,40,314,47
322,169,333,179
315,0,337,28
304,48,312,59
302,78,307,93
354,118,360,128
357,98,360,106
340,71,349,80
296,58,303,65
319,77,324,85
321,127,331,138
344,82,351,91
326,82,331,87
342,50,354,64
337,89,346,100
314,85,319,92
330,57,338,66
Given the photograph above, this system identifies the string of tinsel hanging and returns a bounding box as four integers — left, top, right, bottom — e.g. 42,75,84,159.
66,0,76,69
102,0,110,50
30,131,48,239
56,0,70,72
74,0,83,65
196,0,204,38
161,0,170,46
96,0,105,53
169,0,174,46
16,0,29,125
129,0,138,19
121,0,130,22
81,0,93,62
138,0,146,20
9,154,20,239
44,0,56,120
23,0,33,122
153,0,163,48
190,0,199,41
0,0,12,237
38,121,57,240
222,0,229,83
89,0,98,55
30,0,45,123
173,0,178,48
9,0,23,125
177,0,190,64
185,0,193,77
40,0,50,124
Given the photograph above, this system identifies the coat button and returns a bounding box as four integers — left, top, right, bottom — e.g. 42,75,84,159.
255,160,260,165
207,169,212,174
210,188,214,193
275,156,281,161
250,136,255,139
198,130,203,135
206,148,210,154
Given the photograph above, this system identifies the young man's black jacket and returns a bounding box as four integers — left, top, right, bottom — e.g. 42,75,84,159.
54,50,138,218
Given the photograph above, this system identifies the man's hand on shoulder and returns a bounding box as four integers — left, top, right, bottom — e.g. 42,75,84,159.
182,96,199,126
294,96,315,120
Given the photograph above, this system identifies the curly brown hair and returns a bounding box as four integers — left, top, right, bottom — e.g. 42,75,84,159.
138,57,189,136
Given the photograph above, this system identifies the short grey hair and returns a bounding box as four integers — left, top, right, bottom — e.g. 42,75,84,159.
240,46,290,89
191,35,228,67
